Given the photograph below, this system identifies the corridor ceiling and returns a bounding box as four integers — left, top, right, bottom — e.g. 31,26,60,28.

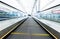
0,0,60,14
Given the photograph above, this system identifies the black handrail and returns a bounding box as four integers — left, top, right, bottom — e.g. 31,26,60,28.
0,1,24,13
41,4,60,12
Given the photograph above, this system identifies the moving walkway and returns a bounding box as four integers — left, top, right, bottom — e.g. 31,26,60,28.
3,17,53,39
0,17,55,39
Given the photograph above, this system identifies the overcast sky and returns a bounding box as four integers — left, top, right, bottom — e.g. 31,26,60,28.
0,0,60,14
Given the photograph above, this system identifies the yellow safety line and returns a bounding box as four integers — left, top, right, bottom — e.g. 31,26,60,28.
0,23,20,39
40,24,58,39
32,34,49,36
11,32,50,36
34,19,58,39
11,32,29,35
